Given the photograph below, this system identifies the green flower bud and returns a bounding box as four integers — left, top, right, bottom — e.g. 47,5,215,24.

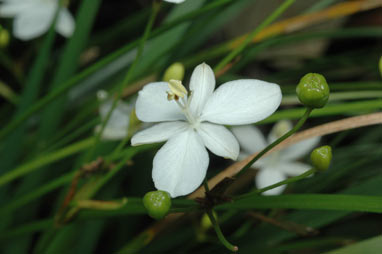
0,26,10,48
163,62,185,82
200,211,217,231
310,145,332,171
296,73,329,108
143,190,172,220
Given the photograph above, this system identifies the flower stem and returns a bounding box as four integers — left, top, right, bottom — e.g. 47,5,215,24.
203,178,211,193
206,209,238,252
236,168,316,200
236,107,313,178
87,1,161,163
213,0,295,73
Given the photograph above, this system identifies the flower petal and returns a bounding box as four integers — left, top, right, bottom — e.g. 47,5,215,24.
201,79,282,125
131,121,189,146
0,1,35,17
135,82,185,122
164,0,186,3
197,122,239,160
231,125,267,154
97,99,131,140
280,136,320,161
188,63,215,117
153,129,209,198
256,168,286,195
268,120,293,143
276,161,311,176
95,125,127,140
56,8,75,38
13,3,55,40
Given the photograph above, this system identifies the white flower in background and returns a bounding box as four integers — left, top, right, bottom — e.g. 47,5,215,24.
0,0,75,40
164,0,186,3
95,90,132,141
232,120,320,195
131,63,282,198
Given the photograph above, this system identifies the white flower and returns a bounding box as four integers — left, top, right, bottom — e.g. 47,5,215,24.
95,91,132,141
232,120,320,195
0,0,75,40
131,63,282,197
164,0,186,3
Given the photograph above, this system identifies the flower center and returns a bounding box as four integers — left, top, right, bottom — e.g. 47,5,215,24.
167,80,199,128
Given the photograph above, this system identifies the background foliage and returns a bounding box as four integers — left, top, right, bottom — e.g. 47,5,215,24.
0,0,381,253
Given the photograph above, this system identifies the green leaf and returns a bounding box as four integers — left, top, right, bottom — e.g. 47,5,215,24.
324,235,382,254
217,194,382,213
38,0,102,141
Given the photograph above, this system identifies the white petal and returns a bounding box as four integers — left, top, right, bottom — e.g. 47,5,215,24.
280,136,320,161
56,8,74,38
0,2,35,17
231,125,267,154
197,122,239,160
153,129,209,198
164,0,185,3
97,100,131,140
131,121,189,146
256,168,286,195
201,79,282,125
95,125,127,140
268,120,293,143
13,3,55,40
188,63,215,117
135,82,185,122
276,161,312,176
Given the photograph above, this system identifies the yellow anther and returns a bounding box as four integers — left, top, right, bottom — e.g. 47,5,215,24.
168,79,188,99
166,92,176,101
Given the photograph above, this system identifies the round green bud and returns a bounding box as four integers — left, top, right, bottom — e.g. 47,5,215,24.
163,62,185,82
0,27,10,48
310,145,332,171
143,190,172,220
296,73,329,108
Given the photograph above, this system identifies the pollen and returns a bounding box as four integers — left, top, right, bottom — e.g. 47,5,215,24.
168,79,188,99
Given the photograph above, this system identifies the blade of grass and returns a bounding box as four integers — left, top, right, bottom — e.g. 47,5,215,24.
216,194,382,213
214,0,295,72
38,0,101,142
0,0,234,141
0,19,57,173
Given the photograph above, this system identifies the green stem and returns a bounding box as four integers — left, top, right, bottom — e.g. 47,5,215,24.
206,209,238,252
213,0,295,72
236,108,313,178
236,168,316,200
260,99,381,124
203,178,211,193
85,1,160,162
0,138,94,187
0,0,233,142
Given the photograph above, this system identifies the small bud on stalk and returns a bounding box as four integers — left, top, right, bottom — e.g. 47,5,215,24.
143,190,172,220
0,26,10,48
296,73,329,108
163,62,185,82
310,145,332,171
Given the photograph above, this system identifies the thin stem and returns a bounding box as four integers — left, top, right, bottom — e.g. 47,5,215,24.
203,178,210,193
86,1,161,163
206,209,238,252
236,168,316,200
213,0,295,73
236,108,313,178
0,0,233,142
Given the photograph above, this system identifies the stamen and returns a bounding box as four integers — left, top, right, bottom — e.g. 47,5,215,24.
168,79,188,98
